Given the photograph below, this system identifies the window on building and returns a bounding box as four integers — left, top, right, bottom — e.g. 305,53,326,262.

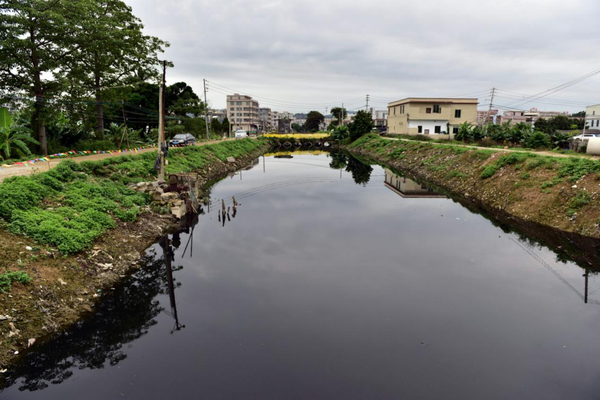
418,125,423,133
453,127,459,134
455,109,461,118
435,126,441,133
433,105,441,113
593,111,596,115
400,105,405,114
426,108,432,114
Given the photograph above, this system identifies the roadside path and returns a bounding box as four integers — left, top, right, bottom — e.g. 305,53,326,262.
0,139,230,183
383,137,599,159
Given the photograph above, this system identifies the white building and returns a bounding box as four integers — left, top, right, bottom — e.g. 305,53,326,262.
585,104,600,131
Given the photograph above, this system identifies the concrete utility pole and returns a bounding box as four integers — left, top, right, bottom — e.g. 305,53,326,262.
203,79,210,139
158,60,167,184
484,87,496,125
366,94,370,111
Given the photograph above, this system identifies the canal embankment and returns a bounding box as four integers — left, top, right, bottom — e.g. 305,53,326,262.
0,138,268,369
347,134,600,267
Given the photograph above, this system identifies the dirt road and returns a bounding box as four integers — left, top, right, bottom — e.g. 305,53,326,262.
383,137,599,159
0,139,229,183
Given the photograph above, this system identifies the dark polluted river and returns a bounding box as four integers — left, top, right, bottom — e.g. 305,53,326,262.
3,151,600,400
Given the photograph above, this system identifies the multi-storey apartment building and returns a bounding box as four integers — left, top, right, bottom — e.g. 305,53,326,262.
387,98,478,136
258,108,272,132
226,94,260,133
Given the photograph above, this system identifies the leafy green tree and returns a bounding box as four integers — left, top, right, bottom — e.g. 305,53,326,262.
572,111,586,118
292,123,305,133
66,0,167,139
0,0,85,154
509,122,533,144
523,131,551,149
305,111,324,132
348,110,373,141
221,117,231,137
332,125,349,141
166,82,202,117
0,126,39,160
330,107,347,127
211,118,222,135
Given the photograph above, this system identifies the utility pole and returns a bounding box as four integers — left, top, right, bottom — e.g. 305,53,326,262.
366,94,370,111
341,103,344,127
484,87,496,125
121,99,129,148
158,60,167,184
203,79,210,140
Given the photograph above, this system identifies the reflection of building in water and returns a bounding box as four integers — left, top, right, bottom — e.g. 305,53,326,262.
384,169,445,198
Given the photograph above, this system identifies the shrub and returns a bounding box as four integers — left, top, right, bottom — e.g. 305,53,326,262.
481,164,499,179
0,271,32,292
523,131,551,149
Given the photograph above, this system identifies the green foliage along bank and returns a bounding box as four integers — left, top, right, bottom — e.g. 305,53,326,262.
0,139,266,254
348,135,600,238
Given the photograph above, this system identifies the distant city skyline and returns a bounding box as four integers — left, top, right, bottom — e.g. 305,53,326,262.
125,0,600,113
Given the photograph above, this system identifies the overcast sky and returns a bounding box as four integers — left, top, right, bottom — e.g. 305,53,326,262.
125,0,600,113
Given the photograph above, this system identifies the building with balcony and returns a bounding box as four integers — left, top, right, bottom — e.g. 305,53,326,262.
584,104,600,132
226,94,260,133
387,98,478,136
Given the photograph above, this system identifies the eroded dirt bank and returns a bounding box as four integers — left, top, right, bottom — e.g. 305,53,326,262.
347,135,600,269
0,143,268,370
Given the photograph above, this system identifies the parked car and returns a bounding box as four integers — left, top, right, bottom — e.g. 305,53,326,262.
169,133,196,146
235,129,248,139
573,133,599,140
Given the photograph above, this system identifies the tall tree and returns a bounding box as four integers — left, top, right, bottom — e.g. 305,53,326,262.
221,116,231,136
348,110,373,141
330,107,347,126
210,118,222,135
305,111,324,132
66,0,167,138
166,82,202,117
0,0,84,154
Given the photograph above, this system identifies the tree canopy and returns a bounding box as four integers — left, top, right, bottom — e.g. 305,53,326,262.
348,110,374,141
305,111,324,132
0,0,167,154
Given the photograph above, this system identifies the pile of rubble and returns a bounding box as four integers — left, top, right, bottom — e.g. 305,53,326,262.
130,173,199,219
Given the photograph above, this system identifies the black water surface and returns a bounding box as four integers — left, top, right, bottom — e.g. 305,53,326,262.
3,152,600,400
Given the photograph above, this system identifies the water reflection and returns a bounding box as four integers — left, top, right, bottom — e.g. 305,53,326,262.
3,152,600,400
384,168,445,198
0,218,198,393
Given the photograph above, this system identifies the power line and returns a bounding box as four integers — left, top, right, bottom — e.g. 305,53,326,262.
504,69,600,109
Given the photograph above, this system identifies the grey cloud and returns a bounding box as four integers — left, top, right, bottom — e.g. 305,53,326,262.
126,0,600,112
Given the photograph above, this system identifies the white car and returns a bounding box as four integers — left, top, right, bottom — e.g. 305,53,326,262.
573,133,599,140
235,129,248,139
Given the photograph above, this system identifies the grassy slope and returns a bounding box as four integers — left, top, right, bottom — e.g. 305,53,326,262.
349,135,600,238
0,139,266,255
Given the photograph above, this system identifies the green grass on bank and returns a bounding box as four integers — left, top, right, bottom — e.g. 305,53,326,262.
0,271,32,292
0,139,265,254
351,134,600,183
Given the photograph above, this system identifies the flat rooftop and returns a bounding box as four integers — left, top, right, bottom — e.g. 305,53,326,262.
388,97,479,106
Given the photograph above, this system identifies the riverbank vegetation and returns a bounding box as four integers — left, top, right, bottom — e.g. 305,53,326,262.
387,115,586,152
0,139,265,255
348,134,600,238
0,1,231,163
0,138,267,369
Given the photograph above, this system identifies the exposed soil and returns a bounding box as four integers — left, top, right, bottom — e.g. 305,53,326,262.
0,143,268,370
